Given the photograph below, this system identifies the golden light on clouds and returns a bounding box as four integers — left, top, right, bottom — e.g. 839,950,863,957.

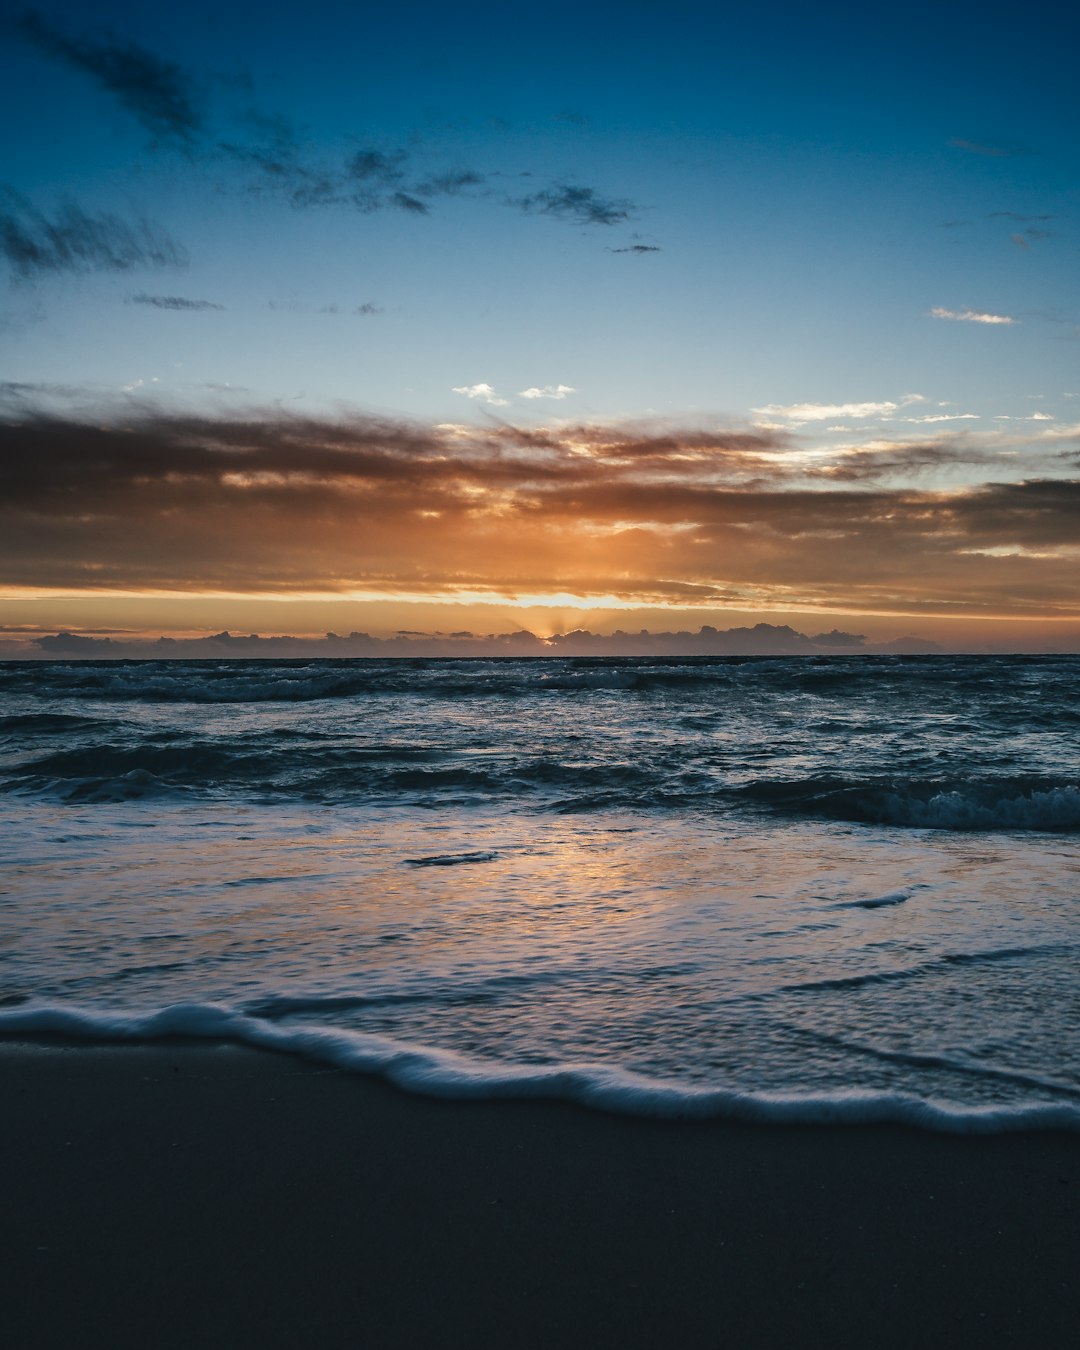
1,408,1079,645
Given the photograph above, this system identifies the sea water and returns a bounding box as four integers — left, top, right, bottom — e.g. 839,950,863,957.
2,654,1078,1130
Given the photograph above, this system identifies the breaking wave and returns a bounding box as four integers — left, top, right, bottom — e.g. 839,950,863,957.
3,1001,1080,1134
739,776,1080,832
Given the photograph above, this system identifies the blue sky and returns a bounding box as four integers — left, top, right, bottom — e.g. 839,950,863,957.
1,1,1078,647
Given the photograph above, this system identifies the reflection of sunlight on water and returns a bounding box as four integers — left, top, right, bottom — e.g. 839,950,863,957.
5,799,1080,1102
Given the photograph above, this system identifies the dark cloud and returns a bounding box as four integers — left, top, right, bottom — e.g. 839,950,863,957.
516,184,634,226
346,148,408,185
812,440,1009,483
988,212,1055,221
607,244,661,254
415,170,486,197
220,137,345,209
389,191,428,215
268,298,383,316
0,188,186,277
128,293,223,311
17,10,202,147
224,139,451,216
346,148,421,213
18,15,634,235
0,407,1077,617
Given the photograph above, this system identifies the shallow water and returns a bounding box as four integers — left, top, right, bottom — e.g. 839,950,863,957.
2,655,1078,1129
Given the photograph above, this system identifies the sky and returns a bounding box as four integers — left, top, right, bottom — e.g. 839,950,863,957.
1,0,1078,652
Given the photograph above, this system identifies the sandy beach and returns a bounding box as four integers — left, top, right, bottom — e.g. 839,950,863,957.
2,1038,1078,1349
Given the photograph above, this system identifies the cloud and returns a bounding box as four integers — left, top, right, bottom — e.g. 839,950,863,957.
389,191,428,215
753,401,901,423
415,170,486,197
516,184,633,225
0,188,186,277
17,11,202,147
16,622,943,660
607,244,661,254
989,212,1055,222
1010,227,1052,249
948,137,1033,158
346,148,408,185
901,413,980,424
518,385,575,400
1,406,1077,618
18,14,633,237
452,383,510,406
930,307,1017,326
344,148,432,213
128,293,224,311
219,114,346,210
355,302,384,315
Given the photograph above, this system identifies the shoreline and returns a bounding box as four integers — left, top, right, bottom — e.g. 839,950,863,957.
3,1038,1079,1349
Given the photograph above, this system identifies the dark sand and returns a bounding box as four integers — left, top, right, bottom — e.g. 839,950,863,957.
3,1039,1078,1349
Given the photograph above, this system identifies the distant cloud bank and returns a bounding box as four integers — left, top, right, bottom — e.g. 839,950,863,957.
14,624,944,661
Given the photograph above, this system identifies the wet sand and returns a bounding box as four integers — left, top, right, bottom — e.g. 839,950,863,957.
2,1038,1078,1349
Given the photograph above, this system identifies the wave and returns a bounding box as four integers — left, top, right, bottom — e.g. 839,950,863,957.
11,743,1080,828
739,775,1080,831
29,767,186,803
2,1001,1079,1134
0,712,117,736
6,653,1075,704
5,738,671,808
776,940,1078,996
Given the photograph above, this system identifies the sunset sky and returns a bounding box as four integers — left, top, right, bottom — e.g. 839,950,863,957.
2,0,1078,652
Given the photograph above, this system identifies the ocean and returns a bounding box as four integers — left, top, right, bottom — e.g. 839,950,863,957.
2,653,1078,1131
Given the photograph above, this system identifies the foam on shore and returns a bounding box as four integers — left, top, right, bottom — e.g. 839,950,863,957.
4,1002,1079,1135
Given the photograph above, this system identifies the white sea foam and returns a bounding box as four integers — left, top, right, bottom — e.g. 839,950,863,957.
884,785,1080,831
3,1002,1080,1135
538,670,638,690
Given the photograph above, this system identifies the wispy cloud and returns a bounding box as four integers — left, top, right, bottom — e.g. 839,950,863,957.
17,10,202,148
753,400,904,424
516,184,633,225
415,170,486,198
518,385,575,400
901,413,980,424
948,137,1033,158
16,14,636,236
1011,228,1052,249
0,188,186,277
930,307,1017,325
607,244,661,254
128,293,223,311
452,383,510,406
